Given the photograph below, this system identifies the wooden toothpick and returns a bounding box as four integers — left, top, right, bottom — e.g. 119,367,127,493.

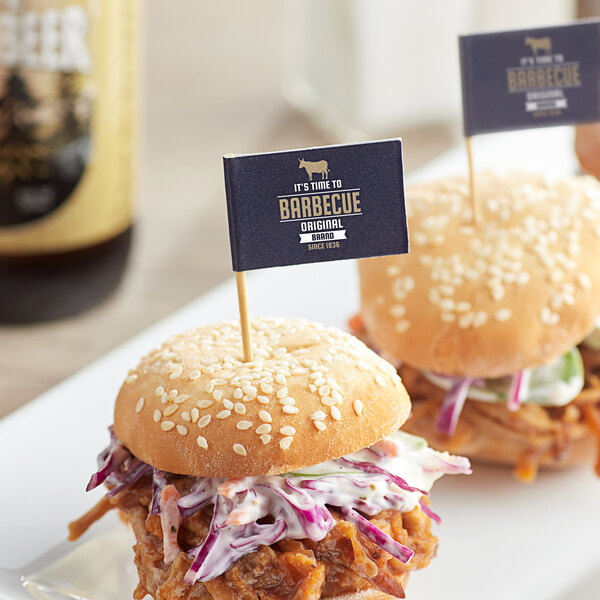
465,136,479,224
235,271,253,362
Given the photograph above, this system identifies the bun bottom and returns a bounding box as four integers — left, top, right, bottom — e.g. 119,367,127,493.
398,364,599,481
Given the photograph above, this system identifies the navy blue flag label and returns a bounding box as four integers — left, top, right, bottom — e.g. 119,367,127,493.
223,139,408,272
460,20,600,136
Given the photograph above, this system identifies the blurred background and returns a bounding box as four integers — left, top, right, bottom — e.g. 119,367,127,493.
0,0,584,416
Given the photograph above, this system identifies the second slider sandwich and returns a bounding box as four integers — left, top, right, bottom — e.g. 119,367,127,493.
69,318,469,600
355,171,600,482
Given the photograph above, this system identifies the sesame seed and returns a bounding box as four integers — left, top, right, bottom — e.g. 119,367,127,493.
260,383,273,394
257,395,270,405
126,374,137,384
311,410,326,420
353,399,364,416
283,405,299,414
330,406,342,420
258,410,272,423
197,399,213,409
177,425,188,436
237,420,253,430
275,374,287,385
456,301,471,313
540,307,560,325
163,404,179,417
153,409,161,422
223,399,234,410
213,390,223,401
390,305,406,318
174,394,189,404
550,268,563,283
578,273,592,290
154,386,164,396
198,415,211,428
280,426,296,436
550,293,564,311
233,388,243,400
276,387,288,399
495,308,512,322
169,365,183,379
260,434,272,444
429,288,441,304
181,411,191,422
204,382,215,393
439,298,455,312
314,421,326,432
135,398,144,413
321,396,336,406
441,312,456,323
280,437,294,451
234,402,246,415
233,444,247,456
191,408,199,422
279,397,295,405
394,320,410,333
160,394,168,405
314,377,326,387
458,312,475,329
375,374,386,387
216,410,231,419
196,436,208,449
332,390,343,403
161,421,175,431
473,311,488,328
243,386,257,399
491,286,505,302
256,424,272,434
319,385,332,398
168,390,178,400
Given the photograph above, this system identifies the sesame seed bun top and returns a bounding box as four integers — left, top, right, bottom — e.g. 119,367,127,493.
114,318,411,477
358,171,600,378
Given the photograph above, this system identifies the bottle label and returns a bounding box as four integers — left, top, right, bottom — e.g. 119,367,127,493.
0,0,138,254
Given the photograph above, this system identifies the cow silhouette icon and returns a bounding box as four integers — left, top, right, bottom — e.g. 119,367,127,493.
525,36,552,56
299,158,330,181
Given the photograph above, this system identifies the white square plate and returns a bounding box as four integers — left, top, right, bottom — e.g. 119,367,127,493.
2,127,598,600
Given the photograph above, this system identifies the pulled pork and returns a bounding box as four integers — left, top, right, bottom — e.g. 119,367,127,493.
69,474,437,600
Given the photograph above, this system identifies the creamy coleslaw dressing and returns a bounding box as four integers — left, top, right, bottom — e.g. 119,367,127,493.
88,428,470,585
423,347,584,408
182,430,470,582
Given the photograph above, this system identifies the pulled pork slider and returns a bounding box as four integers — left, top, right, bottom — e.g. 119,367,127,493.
354,171,600,482
69,318,470,600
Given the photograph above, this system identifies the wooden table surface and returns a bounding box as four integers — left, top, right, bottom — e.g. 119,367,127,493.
0,1,453,419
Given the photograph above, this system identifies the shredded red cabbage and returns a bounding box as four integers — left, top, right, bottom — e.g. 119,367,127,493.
86,427,129,492
150,469,168,515
339,506,414,563
339,457,427,495
436,377,474,435
419,499,441,525
507,370,529,412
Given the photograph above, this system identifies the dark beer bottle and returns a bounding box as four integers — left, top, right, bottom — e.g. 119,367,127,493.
0,0,139,322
